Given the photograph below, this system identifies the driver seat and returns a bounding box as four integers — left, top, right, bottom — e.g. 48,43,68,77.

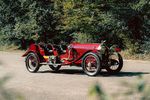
39,43,53,55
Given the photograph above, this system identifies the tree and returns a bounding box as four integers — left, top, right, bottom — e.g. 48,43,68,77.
0,0,149,53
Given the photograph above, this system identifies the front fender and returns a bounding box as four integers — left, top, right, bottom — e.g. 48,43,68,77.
82,51,102,61
109,45,121,53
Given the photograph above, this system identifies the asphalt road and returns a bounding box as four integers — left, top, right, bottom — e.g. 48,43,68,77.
0,51,150,100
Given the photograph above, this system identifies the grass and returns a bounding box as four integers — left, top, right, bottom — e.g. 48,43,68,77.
0,44,19,52
121,51,150,61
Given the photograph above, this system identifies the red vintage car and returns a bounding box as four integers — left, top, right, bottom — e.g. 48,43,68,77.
22,41,123,76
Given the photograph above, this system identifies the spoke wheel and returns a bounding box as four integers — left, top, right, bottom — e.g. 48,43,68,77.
106,53,123,73
25,53,40,73
82,53,101,76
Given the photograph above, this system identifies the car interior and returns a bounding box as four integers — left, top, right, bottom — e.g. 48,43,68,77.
39,43,67,55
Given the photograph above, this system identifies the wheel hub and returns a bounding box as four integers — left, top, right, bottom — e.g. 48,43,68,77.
87,62,92,67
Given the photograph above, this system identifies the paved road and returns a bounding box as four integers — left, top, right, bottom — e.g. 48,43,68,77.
0,51,150,100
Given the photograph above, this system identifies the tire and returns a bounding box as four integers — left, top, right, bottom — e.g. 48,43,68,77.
25,52,40,73
49,65,61,72
82,52,101,76
106,53,123,74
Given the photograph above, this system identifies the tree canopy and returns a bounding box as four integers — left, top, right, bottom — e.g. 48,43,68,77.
0,0,149,53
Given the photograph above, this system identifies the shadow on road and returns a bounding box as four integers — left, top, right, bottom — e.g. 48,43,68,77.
38,69,85,75
38,69,150,77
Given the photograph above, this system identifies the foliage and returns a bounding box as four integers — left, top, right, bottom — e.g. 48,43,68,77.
141,37,150,54
121,75,150,100
89,75,150,100
60,1,118,43
89,82,108,100
0,76,24,100
0,61,24,100
72,32,99,43
0,0,150,54
0,0,58,44
53,0,150,54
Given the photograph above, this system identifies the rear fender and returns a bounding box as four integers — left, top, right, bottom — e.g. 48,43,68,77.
22,44,40,57
22,50,37,57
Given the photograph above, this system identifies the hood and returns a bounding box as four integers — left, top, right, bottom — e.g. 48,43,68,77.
71,43,100,50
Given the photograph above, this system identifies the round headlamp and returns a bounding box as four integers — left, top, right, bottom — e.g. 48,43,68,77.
97,45,102,50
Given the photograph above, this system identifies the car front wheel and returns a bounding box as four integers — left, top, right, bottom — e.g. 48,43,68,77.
82,52,101,76
106,53,123,74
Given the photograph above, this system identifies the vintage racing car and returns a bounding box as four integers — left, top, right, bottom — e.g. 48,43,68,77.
22,41,123,76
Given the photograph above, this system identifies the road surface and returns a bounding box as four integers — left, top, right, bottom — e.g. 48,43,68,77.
0,51,150,100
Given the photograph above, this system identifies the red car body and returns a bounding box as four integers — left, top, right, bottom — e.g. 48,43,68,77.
22,43,100,65
22,41,123,76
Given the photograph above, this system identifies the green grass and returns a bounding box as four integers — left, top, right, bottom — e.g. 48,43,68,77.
121,51,150,60
0,44,19,51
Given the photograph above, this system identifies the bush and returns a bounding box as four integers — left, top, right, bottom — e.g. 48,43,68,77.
141,37,150,54
72,32,99,43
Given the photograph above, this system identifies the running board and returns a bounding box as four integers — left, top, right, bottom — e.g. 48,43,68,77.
40,62,61,66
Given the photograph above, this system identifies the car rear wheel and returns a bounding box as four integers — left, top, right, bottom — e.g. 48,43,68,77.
25,52,40,73
82,52,101,76
106,53,123,73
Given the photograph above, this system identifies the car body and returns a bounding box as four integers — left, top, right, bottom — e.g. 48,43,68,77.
22,41,123,76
